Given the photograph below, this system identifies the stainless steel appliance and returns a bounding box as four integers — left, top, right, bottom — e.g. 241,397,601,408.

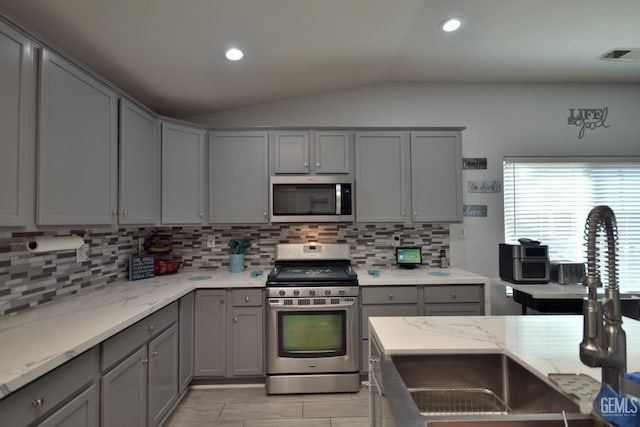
265,243,360,394
499,243,550,284
270,176,354,223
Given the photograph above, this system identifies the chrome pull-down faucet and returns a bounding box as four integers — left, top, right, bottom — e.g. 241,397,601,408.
580,205,627,393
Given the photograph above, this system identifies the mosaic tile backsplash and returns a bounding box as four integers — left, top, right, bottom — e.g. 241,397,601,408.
0,223,448,317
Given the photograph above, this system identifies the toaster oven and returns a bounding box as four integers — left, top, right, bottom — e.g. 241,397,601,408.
499,243,550,284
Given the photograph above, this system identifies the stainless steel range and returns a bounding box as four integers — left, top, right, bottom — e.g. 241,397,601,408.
265,243,360,394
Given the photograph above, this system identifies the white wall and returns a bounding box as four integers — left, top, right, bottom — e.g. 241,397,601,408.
190,82,640,312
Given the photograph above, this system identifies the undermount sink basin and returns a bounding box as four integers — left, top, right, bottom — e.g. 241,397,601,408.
390,353,609,426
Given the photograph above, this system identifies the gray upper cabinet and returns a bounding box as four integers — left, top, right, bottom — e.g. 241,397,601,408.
37,49,118,225
0,21,33,226
209,131,269,223
273,130,351,174
410,131,462,222
119,99,158,225
314,131,351,174
273,130,310,173
161,121,206,224
355,131,409,223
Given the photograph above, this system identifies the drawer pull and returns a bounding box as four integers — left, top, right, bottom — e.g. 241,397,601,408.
220,298,225,304
245,296,250,302
388,294,394,300
147,325,155,332
142,358,148,365
233,317,238,323
32,398,45,408
152,351,159,357
450,292,457,299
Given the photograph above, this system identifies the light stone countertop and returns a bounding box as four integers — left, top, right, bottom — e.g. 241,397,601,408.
0,268,269,399
492,278,640,299
355,267,490,286
369,315,640,381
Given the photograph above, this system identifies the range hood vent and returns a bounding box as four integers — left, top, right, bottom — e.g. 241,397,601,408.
600,48,640,62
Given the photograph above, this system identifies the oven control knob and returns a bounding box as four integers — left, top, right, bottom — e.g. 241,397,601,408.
293,289,300,296
324,289,331,296
339,289,346,296
278,290,286,297
309,290,316,296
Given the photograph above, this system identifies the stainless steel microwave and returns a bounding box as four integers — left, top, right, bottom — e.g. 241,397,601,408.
270,176,354,223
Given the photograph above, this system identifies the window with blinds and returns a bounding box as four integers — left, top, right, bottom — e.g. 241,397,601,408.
503,157,640,291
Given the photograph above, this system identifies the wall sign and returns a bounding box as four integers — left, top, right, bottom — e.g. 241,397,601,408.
468,180,501,193
129,255,156,281
463,204,488,217
567,107,610,140
462,158,487,170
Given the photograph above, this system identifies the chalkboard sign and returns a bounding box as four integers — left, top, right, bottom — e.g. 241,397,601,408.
129,255,156,281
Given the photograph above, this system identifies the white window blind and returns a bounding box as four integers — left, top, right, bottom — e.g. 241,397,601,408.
503,157,640,291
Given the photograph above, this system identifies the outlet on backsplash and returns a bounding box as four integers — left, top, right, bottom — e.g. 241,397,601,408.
206,236,216,248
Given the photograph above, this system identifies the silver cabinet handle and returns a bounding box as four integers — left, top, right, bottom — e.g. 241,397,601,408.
112,210,118,215
152,351,159,357
401,211,406,216
303,162,308,167
32,398,45,408
414,211,418,216
123,210,128,216
220,298,225,304
316,162,321,167
147,325,154,332
450,292,457,299
388,294,394,300
142,358,148,365
199,212,204,218
233,317,238,323
244,296,250,302
263,212,267,217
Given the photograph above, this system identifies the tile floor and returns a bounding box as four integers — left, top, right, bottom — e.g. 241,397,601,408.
165,384,371,427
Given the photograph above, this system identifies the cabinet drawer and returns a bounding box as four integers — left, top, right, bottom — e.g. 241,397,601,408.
361,304,419,337
0,347,98,427
424,285,482,304
232,289,263,307
424,303,483,316
101,301,178,371
361,286,417,304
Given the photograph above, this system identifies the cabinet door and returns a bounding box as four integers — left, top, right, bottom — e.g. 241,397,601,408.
410,131,462,222
355,132,409,222
274,130,309,173
148,324,178,427
231,306,264,376
161,122,206,224
0,21,33,226
38,384,99,427
194,290,227,377
119,99,158,225
209,131,269,223
37,50,118,225
314,131,350,174
178,292,195,394
102,346,148,427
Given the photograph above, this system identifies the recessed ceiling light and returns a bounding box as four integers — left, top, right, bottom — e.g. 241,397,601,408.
225,48,244,61
440,17,463,33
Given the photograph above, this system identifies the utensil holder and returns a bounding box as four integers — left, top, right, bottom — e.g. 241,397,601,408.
230,254,245,273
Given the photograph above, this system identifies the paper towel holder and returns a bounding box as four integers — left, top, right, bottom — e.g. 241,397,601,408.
26,235,85,253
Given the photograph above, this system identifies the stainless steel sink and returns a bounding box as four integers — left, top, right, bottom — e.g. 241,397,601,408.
389,353,610,426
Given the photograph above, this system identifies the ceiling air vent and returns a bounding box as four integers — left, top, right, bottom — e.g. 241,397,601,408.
600,48,640,62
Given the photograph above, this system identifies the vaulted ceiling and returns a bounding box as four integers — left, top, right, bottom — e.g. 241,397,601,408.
1,0,639,118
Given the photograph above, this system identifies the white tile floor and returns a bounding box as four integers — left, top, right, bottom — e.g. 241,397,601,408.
165,384,370,427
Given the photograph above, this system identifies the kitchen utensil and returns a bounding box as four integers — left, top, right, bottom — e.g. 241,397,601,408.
237,239,252,254
228,239,239,253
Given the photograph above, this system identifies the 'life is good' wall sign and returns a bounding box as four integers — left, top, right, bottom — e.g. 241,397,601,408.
567,107,610,140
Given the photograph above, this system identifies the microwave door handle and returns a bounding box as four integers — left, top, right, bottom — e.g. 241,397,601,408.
336,184,341,215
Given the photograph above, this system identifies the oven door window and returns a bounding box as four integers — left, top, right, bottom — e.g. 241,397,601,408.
278,310,346,358
273,184,337,215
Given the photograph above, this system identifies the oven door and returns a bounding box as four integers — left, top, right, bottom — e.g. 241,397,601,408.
266,298,359,374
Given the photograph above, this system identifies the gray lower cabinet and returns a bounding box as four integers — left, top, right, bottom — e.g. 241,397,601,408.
209,131,269,223
37,48,118,225
0,348,99,427
0,19,33,226
178,292,195,393
195,289,264,378
101,302,179,427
